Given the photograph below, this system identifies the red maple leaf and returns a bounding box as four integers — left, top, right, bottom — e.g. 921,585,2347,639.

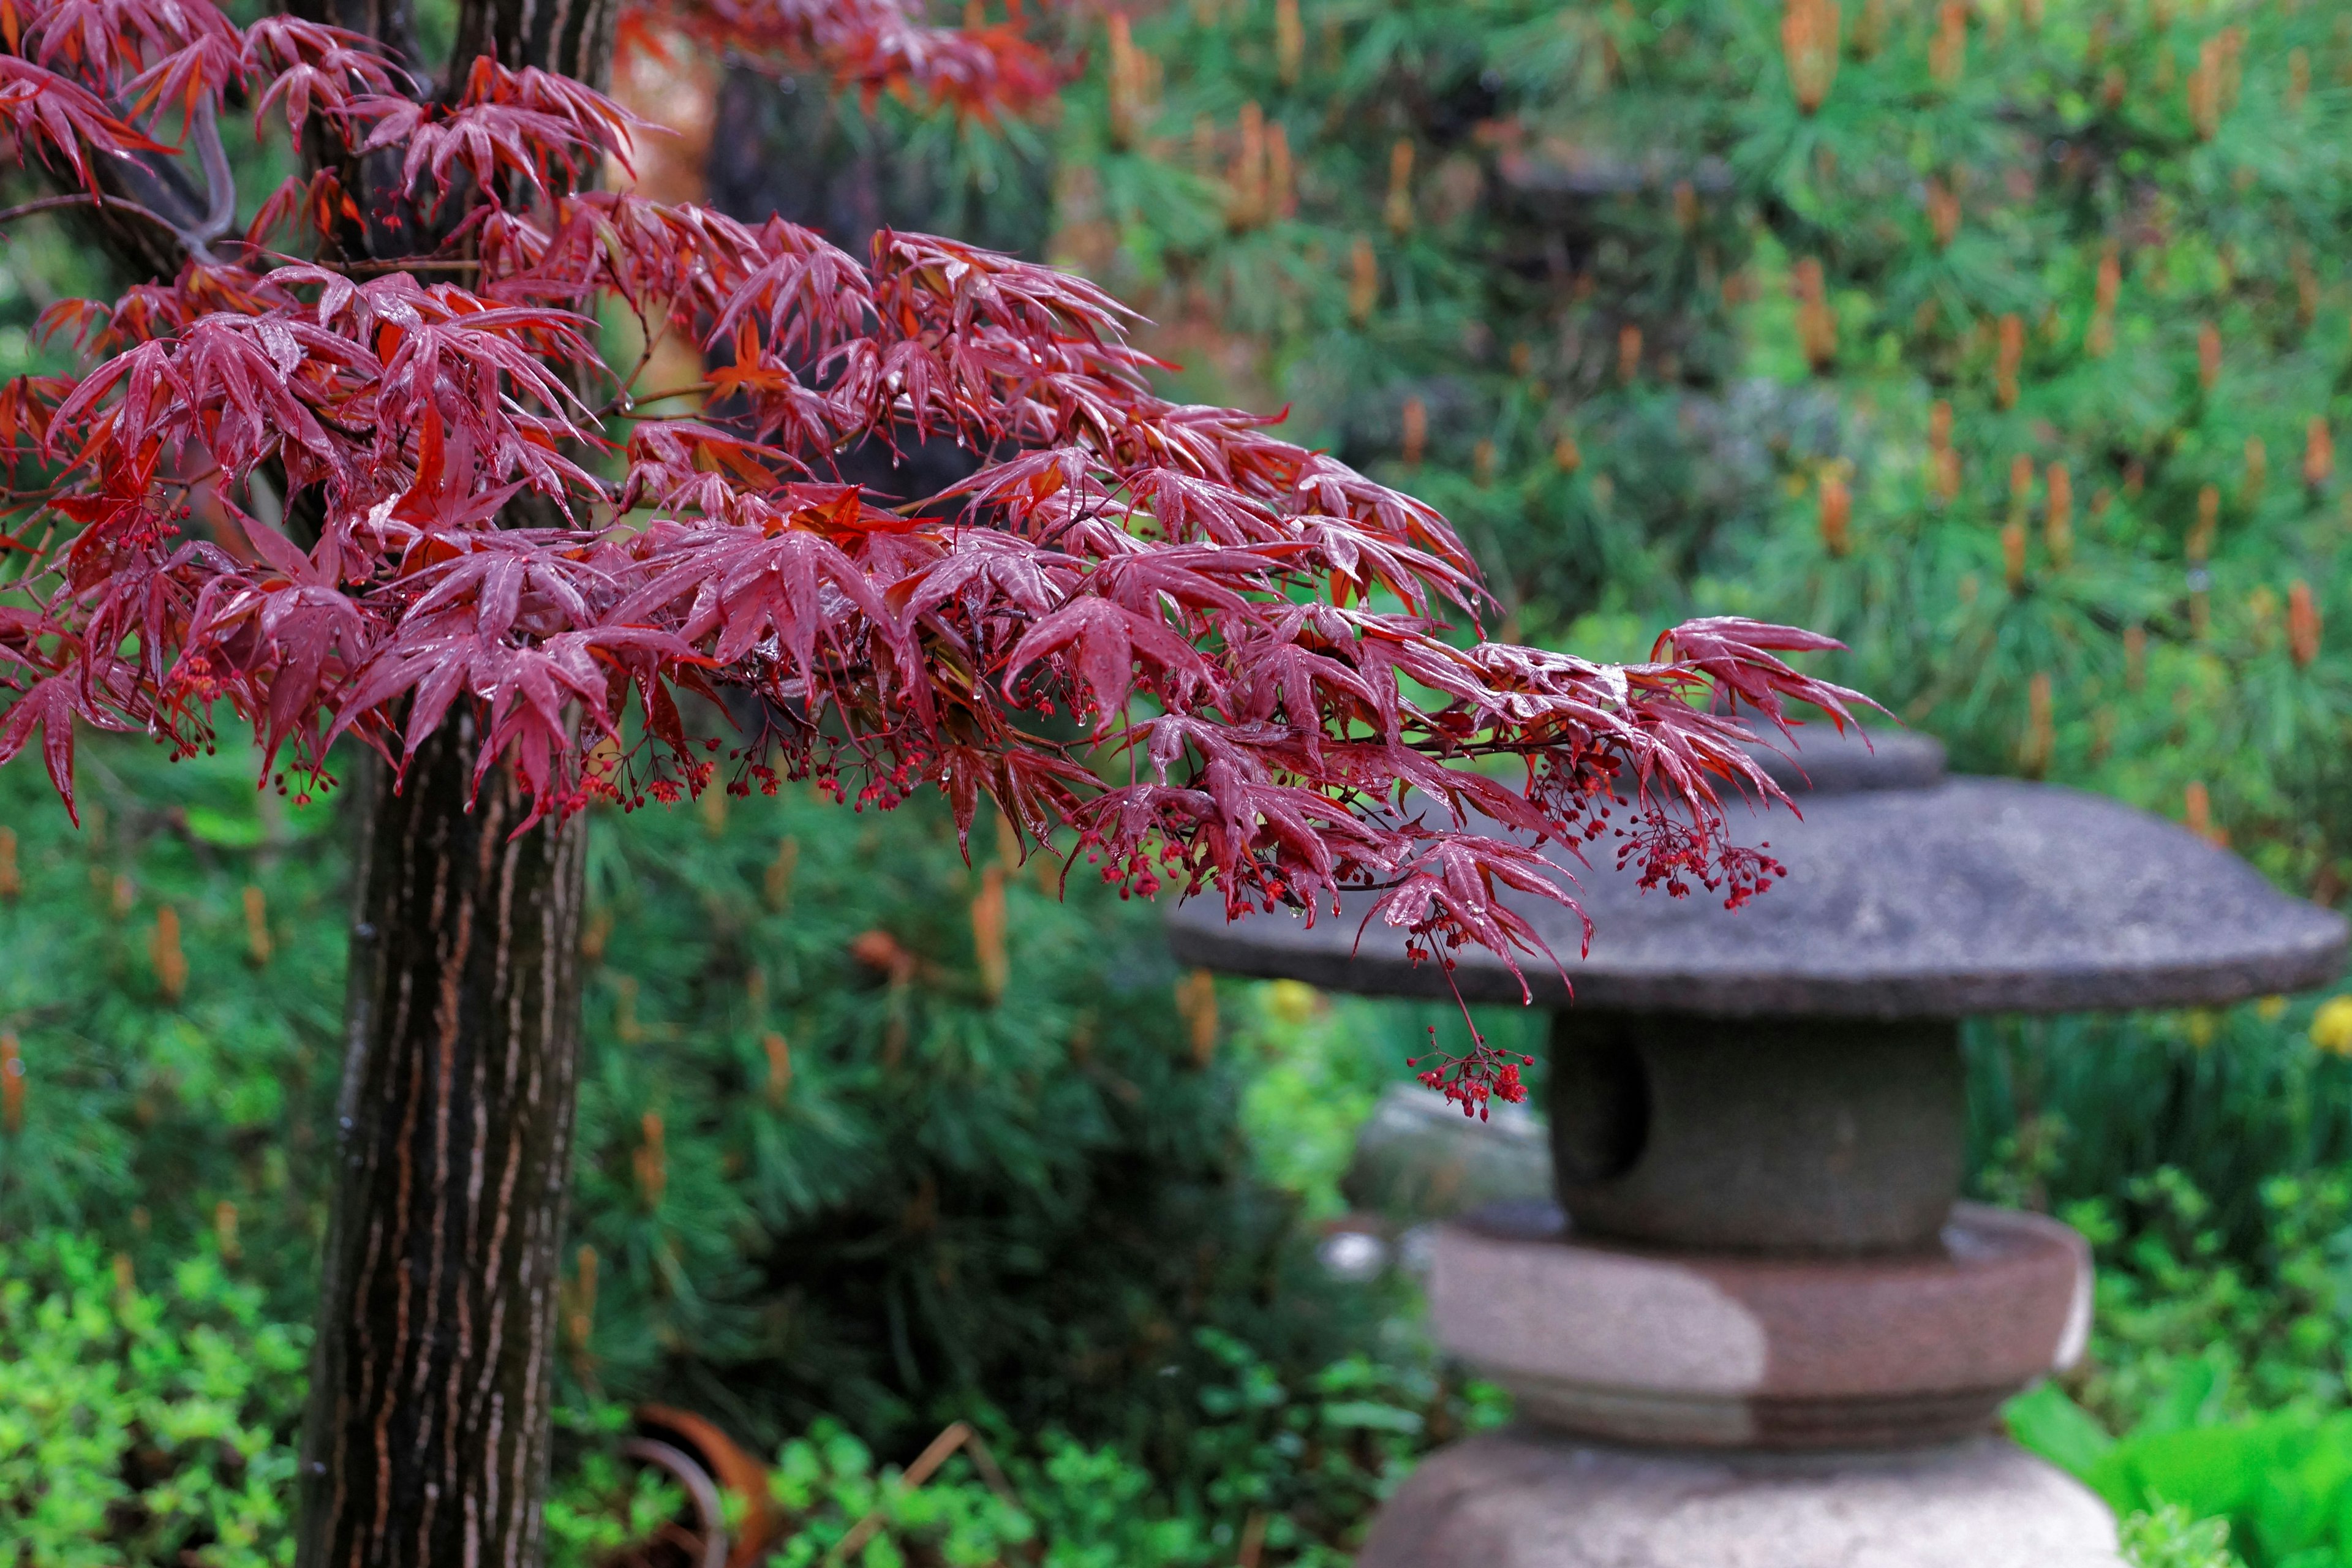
0,0,1868,976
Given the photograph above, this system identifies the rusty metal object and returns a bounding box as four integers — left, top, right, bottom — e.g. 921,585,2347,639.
618,1437,728,1568
636,1406,783,1568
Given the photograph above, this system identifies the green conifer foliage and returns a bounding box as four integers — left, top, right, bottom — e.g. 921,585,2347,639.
1063,0,2352,884
0,739,345,1324
565,772,1396,1457
1049,0,2352,1368
1053,0,1768,627
0,734,1417,1466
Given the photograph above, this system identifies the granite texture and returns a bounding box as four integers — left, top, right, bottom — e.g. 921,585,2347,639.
1549,1014,1964,1251
1431,1203,2090,1449
1165,728,2347,1017
1356,1430,2120,1568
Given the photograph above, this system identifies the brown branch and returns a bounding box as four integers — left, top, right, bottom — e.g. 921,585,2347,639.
339,257,485,273
827,1422,978,1564
610,385,709,413
0,192,191,240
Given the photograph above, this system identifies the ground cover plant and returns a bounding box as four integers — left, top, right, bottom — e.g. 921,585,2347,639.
0,1240,2267,1568
1,1199,1496,1567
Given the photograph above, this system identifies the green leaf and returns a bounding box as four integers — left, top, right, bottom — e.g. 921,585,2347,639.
1317,1400,1423,1435
2005,1383,2114,1481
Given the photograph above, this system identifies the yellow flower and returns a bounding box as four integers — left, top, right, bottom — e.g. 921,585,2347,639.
2310,995,2352,1055
1268,979,1322,1026
2184,1010,2215,1050
2256,995,2289,1022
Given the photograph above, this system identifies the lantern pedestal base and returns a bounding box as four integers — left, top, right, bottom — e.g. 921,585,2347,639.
1430,1204,2092,1448
1357,1429,2120,1568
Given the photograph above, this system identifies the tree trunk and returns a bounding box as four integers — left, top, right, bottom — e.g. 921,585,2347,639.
46,0,619,1549
274,0,615,1558
39,0,616,1544
296,712,589,1568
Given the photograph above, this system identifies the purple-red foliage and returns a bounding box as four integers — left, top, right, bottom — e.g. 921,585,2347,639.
625,0,1063,116
0,0,1866,995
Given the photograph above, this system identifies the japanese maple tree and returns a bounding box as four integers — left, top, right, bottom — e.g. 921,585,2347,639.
0,0,1860,1561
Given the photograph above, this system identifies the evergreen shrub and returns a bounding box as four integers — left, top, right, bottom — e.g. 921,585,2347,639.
0,733,1481,1561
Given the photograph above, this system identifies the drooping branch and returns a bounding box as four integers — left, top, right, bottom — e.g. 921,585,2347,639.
55,141,212,276
0,191,190,239
189,100,237,245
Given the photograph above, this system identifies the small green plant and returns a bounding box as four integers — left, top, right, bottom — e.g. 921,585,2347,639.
2121,1504,2246,1568
2034,1164,2352,1435
2089,1414,2352,1568
2000,1151,2352,1568
0,1230,307,1568
548,1327,1506,1567
2005,1156,2352,1568
4,1221,1494,1567
758,1421,1045,1568
2011,1386,2329,1568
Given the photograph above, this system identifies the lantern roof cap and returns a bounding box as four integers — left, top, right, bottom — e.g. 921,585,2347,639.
1166,726,2347,1017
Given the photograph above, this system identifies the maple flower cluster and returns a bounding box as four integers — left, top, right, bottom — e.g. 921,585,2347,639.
0,0,1864,995
1409,1036,1537,1122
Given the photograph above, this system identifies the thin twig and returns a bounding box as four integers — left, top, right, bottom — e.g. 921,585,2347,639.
0,192,189,239
827,1421,976,1564
609,385,708,413
189,100,237,245
1236,1510,1268,1568
611,309,661,400
340,257,485,273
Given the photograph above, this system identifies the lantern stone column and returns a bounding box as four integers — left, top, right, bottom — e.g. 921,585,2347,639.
1169,729,2346,1568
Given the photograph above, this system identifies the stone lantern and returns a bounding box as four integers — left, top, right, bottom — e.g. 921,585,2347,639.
1167,729,2346,1567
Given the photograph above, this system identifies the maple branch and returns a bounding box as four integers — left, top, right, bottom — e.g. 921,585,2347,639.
0,192,191,239
0,43,1863,1013
189,100,238,246
609,385,707,412
340,258,484,272
103,148,233,264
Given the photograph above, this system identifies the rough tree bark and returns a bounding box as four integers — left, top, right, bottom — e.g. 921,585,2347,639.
271,0,616,1562
295,715,589,1568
